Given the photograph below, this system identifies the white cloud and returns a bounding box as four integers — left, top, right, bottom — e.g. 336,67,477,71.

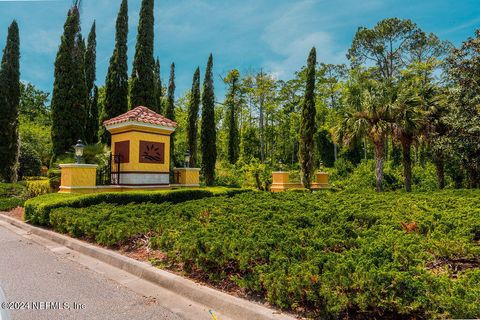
260,1,347,78
24,29,60,54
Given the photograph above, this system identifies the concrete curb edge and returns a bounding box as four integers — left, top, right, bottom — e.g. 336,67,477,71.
0,214,294,320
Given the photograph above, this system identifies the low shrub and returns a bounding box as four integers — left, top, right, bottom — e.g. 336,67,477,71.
0,198,24,211
0,182,26,198
25,179,51,197
47,168,61,192
47,189,480,318
0,182,27,211
24,187,250,225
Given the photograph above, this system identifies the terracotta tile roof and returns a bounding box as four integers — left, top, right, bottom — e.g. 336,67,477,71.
103,106,177,128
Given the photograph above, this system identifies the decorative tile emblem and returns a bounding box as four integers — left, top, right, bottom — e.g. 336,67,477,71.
139,141,165,163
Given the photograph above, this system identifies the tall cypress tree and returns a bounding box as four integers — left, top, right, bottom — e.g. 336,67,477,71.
201,54,217,186
51,6,86,157
225,69,240,164
85,21,97,144
130,0,155,109
153,58,162,113
0,21,20,182
73,32,88,140
87,85,99,143
101,0,128,145
165,63,176,167
299,47,317,189
187,67,200,167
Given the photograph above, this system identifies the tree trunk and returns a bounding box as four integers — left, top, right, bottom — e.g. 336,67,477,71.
402,140,412,192
374,141,384,192
434,152,445,189
255,172,263,191
467,167,479,189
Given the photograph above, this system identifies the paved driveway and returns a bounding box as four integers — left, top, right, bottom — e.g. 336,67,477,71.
0,224,184,320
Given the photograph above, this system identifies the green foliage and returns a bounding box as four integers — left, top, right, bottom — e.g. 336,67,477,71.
299,47,317,188
47,190,480,318
166,63,176,167
130,0,156,109
24,187,249,226
315,128,335,167
19,119,52,167
153,58,162,113
0,198,24,211
101,0,128,145
215,159,272,190
444,30,480,188
225,69,241,164
47,168,61,191
0,21,20,182
0,182,26,211
25,179,51,197
18,142,42,179
0,182,26,198
201,54,217,186
51,6,87,156
187,67,200,167
84,22,98,144
348,18,422,79
18,82,50,125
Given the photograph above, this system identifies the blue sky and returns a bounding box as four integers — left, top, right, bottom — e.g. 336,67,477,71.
0,0,479,101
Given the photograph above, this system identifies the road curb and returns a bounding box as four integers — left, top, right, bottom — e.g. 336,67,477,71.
0,214,295,320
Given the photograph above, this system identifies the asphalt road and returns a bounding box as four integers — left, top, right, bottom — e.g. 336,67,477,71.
0,224,184,320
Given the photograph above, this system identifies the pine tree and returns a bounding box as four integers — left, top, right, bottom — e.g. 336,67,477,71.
51,6,87,157
101,0,128,145
85,21,98,144
153,58,162,113
165,63,176,166
130,0,155,109
225,69,240,164
201,54,217,186
0,21,20,182
299,47,317,189
187,67,200,167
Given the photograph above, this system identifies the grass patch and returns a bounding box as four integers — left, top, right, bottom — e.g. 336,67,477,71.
48,189,480,319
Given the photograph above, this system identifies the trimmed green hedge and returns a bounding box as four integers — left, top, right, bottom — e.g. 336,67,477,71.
0,198,24,211
0,182,27,212
24,187,249,225
48,189,480,319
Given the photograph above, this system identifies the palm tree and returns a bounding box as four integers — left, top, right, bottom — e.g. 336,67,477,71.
336,80,393,192
391,85,423,192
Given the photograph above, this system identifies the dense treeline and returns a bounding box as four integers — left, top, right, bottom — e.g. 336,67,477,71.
0,1,479,192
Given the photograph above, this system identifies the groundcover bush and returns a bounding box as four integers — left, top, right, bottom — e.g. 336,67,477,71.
48,190,480,319
0,182,27,211
24,187,248,225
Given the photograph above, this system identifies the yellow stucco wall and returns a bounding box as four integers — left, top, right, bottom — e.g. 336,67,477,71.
59,164,98,193
272,172,289,184
316,172,329,185
60,165,97,187
173,168,200,185
110,127,172,173
270,171,330,192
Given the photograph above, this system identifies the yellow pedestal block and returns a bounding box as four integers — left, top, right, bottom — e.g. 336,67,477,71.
271,171,330,192
59,164,98,193
172,168,200,187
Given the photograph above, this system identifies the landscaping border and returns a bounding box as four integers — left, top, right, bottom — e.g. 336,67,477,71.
24,187,250,225
0,214,295,320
